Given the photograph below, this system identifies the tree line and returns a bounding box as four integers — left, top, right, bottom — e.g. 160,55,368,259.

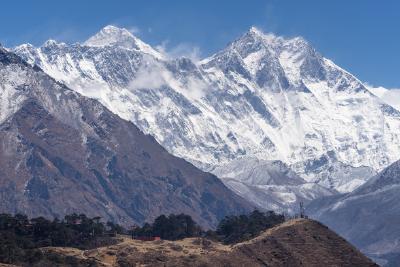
0,213,120,264
131,210,285,244
0,210,284,265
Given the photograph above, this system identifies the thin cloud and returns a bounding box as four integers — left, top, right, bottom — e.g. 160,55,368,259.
104,20,141,35
51,28,83,44
156,40,202,62
128,59,207,100
128,62,168,91
366,83,400,111
127,26,140,34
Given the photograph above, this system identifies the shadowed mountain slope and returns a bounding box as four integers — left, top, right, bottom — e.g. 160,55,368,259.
0,47,252,228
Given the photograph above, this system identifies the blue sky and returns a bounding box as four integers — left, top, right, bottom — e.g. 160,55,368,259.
1,0,399,88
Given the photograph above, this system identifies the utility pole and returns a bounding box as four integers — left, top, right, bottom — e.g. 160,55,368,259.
299,201,305,218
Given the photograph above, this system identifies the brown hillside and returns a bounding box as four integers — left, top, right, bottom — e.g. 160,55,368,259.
11,219,377,267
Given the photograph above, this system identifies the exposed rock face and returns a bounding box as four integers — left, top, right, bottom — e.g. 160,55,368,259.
14,26,400,212
0,47,252,228
307,159,400,266
21,219,377,267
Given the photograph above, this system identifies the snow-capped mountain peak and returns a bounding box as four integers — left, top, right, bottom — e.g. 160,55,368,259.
201,27,323,89
84,25,164,59
13,26,400,212
248,26,261,35
43,39,62,47
84,25,134,47
234,27,310,55
247,26,279,42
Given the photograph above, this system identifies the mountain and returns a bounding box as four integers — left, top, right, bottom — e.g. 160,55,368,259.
307,159,400,266
83,25,164,59
211,158,334,213
0,47,252,228
15,219,377,267
14,25,400,209
198,27,396,188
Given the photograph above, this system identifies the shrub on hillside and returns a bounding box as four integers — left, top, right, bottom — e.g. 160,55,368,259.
132,213,202,240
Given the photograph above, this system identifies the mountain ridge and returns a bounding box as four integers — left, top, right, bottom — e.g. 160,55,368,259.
307,159,400,266
0,46,252,228
13,25,400,210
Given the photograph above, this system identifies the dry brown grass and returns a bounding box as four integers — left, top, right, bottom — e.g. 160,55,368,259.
29,219,377,267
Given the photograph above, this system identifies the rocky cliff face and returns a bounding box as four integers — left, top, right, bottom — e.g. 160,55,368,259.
0,47,252,228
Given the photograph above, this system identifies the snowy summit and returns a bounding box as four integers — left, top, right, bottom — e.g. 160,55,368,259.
84,25,164,59
13,26,400,212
